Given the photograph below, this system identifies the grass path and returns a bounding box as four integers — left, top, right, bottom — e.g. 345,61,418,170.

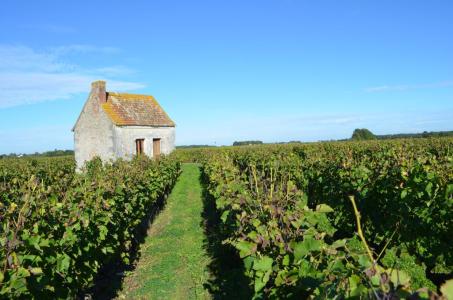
119,164,211,300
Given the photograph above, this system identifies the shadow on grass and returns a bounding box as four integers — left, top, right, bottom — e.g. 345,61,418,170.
199,169,253,300
82,183,175,300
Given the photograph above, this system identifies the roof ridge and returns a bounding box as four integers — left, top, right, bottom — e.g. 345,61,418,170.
107,91,154,97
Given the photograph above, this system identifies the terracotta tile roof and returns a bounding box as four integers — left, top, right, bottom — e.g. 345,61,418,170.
101,92,175,127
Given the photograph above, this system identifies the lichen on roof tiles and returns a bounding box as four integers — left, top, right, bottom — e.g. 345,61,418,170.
101,92,175,127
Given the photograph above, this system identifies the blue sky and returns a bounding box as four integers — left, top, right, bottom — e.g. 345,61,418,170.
0,0,452,153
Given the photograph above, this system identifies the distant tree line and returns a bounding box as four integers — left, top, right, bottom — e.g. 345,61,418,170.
233,140,264,146
0,149,74,159
351,128,453,141
376,130,453,139
176,145,216,149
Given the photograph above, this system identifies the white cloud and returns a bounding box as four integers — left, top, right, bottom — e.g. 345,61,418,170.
0,45,68,72
0,45,144,108
365,80,453,92
51,44,120,56
0,72,145,108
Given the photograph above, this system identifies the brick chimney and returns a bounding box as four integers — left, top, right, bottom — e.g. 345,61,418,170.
91,80,106,104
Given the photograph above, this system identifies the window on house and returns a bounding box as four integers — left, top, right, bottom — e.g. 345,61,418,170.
135,139,145,155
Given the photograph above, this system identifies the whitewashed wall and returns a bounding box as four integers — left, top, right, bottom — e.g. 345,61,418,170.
113,126,175,160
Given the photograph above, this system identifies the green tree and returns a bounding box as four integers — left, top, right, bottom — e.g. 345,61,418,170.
351,128,376,140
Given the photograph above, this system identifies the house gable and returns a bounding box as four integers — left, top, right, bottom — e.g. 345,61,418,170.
73,81,115,169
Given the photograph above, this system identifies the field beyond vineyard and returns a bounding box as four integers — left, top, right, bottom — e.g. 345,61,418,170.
1,138,453,299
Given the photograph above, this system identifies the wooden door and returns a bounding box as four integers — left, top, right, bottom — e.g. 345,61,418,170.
153,138,161,158
135,139,144,155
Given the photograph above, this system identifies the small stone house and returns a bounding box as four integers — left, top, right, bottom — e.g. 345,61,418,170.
73,81,175,169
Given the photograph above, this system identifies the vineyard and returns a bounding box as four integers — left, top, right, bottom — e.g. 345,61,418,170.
1,138,453,299
0,156,180,298
184,138,453,298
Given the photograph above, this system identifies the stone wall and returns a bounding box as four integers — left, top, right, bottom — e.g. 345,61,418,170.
73,84,115,170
